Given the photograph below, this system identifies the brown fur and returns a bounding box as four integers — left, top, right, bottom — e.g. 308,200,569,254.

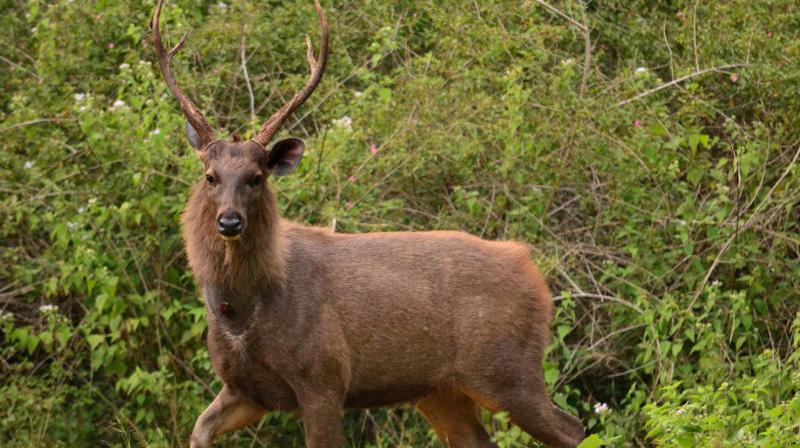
182,141,586,448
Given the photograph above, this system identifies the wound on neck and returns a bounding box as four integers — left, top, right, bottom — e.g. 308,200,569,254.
219,301,234,317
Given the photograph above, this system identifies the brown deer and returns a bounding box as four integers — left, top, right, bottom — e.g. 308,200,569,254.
152,1,586,447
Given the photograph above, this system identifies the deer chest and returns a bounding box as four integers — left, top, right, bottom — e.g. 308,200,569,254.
201,285,262,335
205,311,298,411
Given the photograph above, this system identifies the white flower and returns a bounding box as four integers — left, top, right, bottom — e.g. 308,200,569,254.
67,222,78,230
39,304,59,313
675,408,686,415
332,116,352,130
77,207,85,214
711,280,721,287
635,67,648,74
31,27,37,33
0,310,13,322
150,128,161,136
110,99,127,110
593,402,609,414
24,160,34,169
353,91,363,98
74,93,86,102
217,2,228,9
119,63,130,70
78,105,89,112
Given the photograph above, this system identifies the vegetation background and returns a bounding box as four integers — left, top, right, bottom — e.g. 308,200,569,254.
1,0,799,446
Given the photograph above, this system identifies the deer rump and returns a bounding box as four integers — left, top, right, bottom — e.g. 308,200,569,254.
206,227,553,411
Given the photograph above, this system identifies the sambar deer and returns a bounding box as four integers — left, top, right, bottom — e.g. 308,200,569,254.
152,1,586,447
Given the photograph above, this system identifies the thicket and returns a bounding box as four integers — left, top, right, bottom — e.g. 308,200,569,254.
1,0,799,446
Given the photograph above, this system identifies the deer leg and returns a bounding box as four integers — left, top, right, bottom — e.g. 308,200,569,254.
417,391,497,448
465,375,584,448
501,397,584,448
297,391,346,448
190,385,266,448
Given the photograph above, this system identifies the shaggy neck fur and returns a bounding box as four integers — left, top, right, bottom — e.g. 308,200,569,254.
182,181,287,294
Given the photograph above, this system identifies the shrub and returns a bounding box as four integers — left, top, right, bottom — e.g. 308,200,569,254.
1,0,798,446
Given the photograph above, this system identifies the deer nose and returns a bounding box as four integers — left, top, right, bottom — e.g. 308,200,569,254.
217,211,243,237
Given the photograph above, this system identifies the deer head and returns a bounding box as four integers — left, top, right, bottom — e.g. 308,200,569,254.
152,0,328,241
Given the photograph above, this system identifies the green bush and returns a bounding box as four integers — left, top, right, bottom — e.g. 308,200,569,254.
1,0,798,446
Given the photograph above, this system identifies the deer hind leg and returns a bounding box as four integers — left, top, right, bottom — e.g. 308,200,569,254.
417,390,497,448
190,385,266,448
463,374,585,448
501,393,585,448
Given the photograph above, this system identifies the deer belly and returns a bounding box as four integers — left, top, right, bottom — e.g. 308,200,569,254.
345,384,432,409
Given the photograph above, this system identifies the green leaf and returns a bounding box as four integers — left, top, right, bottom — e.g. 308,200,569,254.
55,326,73,348
378,87,392,102
29,1,39,20
25,335,40,355
86,334,105,349
687,166,704,185
39,331,53,350
577,434,604,448
766,406,783,418
543,363,559,387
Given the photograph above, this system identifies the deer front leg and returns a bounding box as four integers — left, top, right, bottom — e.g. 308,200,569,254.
298,391,346,448
190,385,266,448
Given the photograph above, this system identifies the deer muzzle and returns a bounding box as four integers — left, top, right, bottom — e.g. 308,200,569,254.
217,210,243,240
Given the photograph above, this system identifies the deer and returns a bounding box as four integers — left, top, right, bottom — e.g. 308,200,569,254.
151,1,586,447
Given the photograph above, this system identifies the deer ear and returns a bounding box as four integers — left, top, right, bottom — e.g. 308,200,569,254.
267,138,305,176
184,121,204,149
185,121,210,162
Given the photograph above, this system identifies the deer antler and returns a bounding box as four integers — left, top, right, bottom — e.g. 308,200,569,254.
152,0,217,148
253,0,329,148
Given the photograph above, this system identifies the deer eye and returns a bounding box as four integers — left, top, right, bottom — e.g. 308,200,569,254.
205,174,215,185
249,175,262,187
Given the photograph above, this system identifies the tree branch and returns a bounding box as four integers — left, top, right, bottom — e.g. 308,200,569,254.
534,0,592,95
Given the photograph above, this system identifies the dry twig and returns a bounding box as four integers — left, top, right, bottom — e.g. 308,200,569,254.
618,63,744,106
240,36,256,121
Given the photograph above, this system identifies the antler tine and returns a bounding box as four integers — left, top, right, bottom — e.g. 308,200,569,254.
253,0,329,148
152,0,217,147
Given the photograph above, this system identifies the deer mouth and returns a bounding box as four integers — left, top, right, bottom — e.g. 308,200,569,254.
217,225,243,241
218,225,243,241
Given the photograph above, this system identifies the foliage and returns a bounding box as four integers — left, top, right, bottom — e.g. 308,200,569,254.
1,0,799,446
